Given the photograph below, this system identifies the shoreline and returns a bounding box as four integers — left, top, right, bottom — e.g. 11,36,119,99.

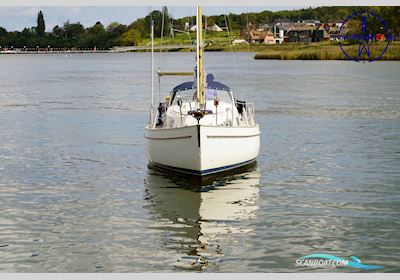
1,43,400,61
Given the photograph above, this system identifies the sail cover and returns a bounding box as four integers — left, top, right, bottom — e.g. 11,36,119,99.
172,74,231,93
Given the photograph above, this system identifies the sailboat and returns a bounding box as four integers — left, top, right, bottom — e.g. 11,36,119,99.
145,6,260,176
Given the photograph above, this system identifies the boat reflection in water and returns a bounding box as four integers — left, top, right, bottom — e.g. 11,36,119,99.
144,163,260,271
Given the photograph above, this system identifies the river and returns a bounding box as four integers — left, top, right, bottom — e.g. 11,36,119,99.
0,52,399,272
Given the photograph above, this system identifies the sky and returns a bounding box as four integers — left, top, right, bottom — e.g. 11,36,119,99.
0,6,308,32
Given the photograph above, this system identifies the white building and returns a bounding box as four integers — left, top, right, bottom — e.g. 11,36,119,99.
190,24,223,32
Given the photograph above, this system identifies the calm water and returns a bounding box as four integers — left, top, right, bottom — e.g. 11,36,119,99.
0,53,399,272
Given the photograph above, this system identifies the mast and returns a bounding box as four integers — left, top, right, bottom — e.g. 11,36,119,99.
196,6,204,107
151,20,154,108
150,19,155,126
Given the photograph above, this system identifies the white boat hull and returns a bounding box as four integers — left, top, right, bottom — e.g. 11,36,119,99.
145,124,260,175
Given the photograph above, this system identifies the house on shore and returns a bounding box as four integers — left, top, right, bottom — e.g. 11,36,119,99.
251,30,277,44
301,19,321,27
243,28,277,44
247,30,269,44
274,22,330,43
263,31,276,44
324,20,344,31
287,25,315,42
239,20,335,44
314,25,331,42
274,22,293,43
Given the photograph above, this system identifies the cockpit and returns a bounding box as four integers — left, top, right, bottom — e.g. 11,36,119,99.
169,74,233,107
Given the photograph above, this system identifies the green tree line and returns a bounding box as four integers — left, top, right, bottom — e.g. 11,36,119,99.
0,6,399,49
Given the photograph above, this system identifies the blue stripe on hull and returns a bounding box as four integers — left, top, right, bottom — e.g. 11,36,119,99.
150,158,257,176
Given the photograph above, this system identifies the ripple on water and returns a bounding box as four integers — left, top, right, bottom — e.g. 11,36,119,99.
0,55,399,272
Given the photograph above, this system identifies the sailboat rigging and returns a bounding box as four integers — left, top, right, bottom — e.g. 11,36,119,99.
145,6,260,176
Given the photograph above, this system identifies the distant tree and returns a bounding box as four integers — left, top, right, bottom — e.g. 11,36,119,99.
79,21,108,48
380,6,400,36
63,22,85,39
301,7,318,20
0,26,7,37
336,8,351,20
129,18,146,38
145,8,171,37
1,6,400,49
212,15,227,29
173,16,190,30
37,10,45,36
106,22,120,33
162,6,171,36
120,28,141,46
246,13,258,26
113,24,128,35
0,26,7,46
52,25,64,38
257,10,274,24
206,16,215,28
21,27,34,37
106,23,128,47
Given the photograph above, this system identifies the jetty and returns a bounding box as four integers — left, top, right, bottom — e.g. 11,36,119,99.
0,44,195,54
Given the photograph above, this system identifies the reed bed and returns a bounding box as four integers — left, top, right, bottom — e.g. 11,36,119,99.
254,42,400,60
